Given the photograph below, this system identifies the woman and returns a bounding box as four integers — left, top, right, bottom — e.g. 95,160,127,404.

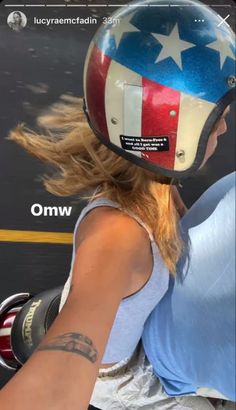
142,170,235,404
0,0,235,409
8,12,24,32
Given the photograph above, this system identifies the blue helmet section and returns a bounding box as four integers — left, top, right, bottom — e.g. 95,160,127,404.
95,0,235,104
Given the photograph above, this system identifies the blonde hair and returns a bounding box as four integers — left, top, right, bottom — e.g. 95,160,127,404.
8,95,183,274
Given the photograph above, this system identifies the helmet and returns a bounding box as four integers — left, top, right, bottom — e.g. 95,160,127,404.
83,0,235,178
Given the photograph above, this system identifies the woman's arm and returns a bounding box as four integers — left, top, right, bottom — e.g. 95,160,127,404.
0,212,143,410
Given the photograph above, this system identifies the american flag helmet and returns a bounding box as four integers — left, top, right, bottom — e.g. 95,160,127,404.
83,0,235,178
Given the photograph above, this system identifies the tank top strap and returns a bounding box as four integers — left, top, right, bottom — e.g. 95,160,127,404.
77,197,154,243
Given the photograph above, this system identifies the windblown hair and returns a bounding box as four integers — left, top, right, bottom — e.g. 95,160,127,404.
8,95,183,274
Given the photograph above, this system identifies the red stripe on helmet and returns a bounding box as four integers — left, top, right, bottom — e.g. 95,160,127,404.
142,78,180,170
85,45,111,140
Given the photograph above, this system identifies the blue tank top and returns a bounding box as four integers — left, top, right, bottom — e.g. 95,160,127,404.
59,197,169,364
142,172,236,401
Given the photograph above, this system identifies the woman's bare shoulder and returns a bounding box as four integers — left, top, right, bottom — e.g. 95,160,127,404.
75,205,149,249
73,205,152,278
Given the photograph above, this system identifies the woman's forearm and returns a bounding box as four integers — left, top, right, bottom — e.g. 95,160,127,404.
0,297,108,410
0,346,98,410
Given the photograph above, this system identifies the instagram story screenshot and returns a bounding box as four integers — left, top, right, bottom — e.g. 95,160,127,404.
0,0,235,409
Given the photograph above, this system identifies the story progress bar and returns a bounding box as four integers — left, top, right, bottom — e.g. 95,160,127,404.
4,3,234,7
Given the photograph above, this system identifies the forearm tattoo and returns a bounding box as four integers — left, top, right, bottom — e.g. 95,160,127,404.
37,332,98,363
